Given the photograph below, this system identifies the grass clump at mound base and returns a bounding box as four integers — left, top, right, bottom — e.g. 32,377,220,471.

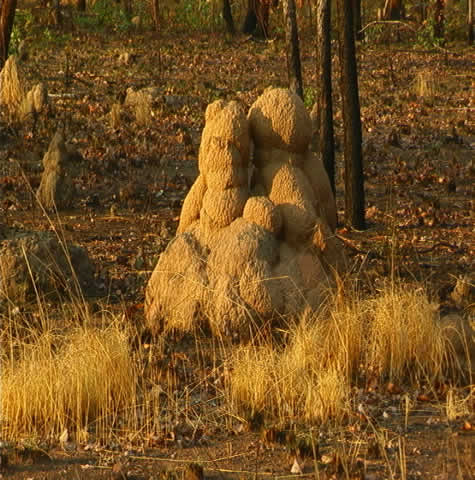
227,284,468,426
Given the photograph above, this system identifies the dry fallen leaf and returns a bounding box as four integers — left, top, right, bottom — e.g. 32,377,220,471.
417,393,431,402
461,421,472,431
387,382,402,394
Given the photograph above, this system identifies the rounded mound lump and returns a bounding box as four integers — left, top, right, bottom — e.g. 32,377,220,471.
248,88,312,153
145,89,344,338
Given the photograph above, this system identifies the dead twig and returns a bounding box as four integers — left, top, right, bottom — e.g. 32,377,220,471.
359,20,418,34
416,242,461,255
335,234,384,259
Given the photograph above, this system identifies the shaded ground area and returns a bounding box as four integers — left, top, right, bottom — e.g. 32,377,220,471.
1,419,474,479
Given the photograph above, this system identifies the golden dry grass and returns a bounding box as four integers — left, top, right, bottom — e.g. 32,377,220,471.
0,56,26,123
1,280,471,443
109,102,122,129
227,283,468,426
364,285,451,383
134,92,152,126
415,71,437,100
1,320,137,442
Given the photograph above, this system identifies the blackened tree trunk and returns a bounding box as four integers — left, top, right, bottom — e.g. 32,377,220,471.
337,0,365,229
433,0,445,38
242,0,271,38
0,0,17,68
469,0,474,45
223,0,235,34
242,0,258,34
352,0,363,40
123,0,132,19
282,0,303,99
383,0,404,20
316,0,335,194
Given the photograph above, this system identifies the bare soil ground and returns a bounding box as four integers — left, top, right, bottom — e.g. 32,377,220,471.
0,15,474,480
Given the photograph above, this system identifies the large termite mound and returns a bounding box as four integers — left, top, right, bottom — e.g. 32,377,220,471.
145,88,345,338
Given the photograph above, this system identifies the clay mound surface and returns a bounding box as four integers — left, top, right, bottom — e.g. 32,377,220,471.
36,131,83,211
248,88,312,154
0,229,96,307
145,89,345,338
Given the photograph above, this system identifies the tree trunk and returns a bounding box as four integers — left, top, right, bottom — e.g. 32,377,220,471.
52,0,62,25
416,1,427,23
242,0,271,38
77,0,86,11
433,0,445,38
316,0,335,195
242,0,257,34
383,0,404,20
352,0,363,40
123,0,132,19
469,0,474,45
337,0,365,229
223,0,235,34
0,0,17,68
151,0,160,31
282,0,303,99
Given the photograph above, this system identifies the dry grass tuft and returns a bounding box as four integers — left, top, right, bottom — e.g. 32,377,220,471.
227,283,466,426
364,285,450,383
0,56,26,123
415,71,437,100
1,321,137,442
227,302,357,425
134,92,152,126
110,102,122,129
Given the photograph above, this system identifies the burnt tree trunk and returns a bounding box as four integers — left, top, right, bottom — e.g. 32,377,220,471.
0,0,17,68
433,0,445,38
242,0,271,38
223,0,235,34
282,0,303,99
242,0,258,34
469,0,474,45
383,0,404,20
352,0,363,40
316,0,335,194
337,0,365,229
123,0,132,19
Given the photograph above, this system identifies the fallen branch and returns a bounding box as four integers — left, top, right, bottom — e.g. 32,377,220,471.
416,242,461,255
335,234,384,259
359,20,418,34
